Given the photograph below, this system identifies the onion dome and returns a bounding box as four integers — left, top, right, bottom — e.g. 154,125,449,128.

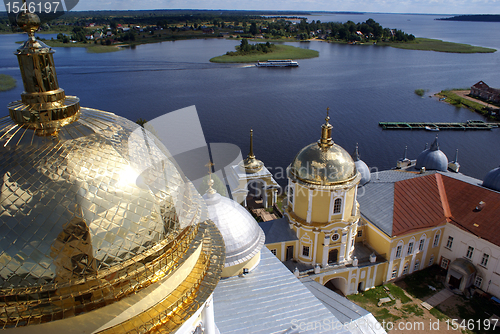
289,112,358,186
352,143,371,186
240,129,264,173
415,136,448,172
203,179,265,269
0,13,224,332
483,166,500,191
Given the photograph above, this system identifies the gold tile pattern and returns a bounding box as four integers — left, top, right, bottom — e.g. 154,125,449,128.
0,108,213,329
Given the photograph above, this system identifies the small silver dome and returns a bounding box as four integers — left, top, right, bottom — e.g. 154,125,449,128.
415,136,448,172
203,191,265,267
483,166,500,191
352,144,371,186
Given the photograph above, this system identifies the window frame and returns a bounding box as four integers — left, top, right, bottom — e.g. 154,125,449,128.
474,276,483,288
414,260,420,272
418,238,425,251
333,198,342,214
407,242,414,255
445,236,453,250
466,246,474,260
480,253,489,267
433,232,440,248
441,258,450,269
302,246,310,257
395,245,402,258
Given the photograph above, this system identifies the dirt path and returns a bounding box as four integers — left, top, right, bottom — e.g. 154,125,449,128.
451,90,499,110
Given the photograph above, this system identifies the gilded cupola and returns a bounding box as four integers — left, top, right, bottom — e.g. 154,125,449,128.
0,10,224,333
289,110,359,186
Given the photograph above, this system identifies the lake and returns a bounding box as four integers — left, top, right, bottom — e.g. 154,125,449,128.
1,13,500,188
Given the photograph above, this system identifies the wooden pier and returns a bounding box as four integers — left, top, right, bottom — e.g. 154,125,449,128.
379,120,499,131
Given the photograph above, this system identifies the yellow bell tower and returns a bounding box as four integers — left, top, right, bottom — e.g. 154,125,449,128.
285,110,361,267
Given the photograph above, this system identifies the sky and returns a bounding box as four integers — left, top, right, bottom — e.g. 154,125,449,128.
71,0,499,15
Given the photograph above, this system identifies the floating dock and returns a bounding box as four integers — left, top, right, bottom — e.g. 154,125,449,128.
379,120,499,131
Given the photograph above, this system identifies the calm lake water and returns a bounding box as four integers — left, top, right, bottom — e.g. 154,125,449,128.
1,13,500,187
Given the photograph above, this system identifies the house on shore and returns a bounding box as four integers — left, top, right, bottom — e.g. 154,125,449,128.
470,81,500,104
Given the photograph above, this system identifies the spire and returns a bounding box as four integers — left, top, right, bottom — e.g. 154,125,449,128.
453,149,459,163
353,143,360,161
8,8,80,136
403,146,408,160
430,135,439,151
318,107,333,149
205,162,216,195
240,128,264,173
248,129,255,159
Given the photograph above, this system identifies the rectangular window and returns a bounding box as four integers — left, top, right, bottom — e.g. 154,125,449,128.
481,254,489,267
402,264,409,275
441,258,450,269
466,246,474,259
395,245,402,258
357,230,362,237
446,236,453,249
433,233,440,247
302,246,310,257
418,239,425,251
270,249,277,256
391,268,397,279
474,276,483,288
407,242,414,255
333,198,342,214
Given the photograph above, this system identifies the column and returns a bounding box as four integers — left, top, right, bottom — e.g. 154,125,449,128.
322,234,330,267
202,294,216,334
306,189,313,223
312,230,319,264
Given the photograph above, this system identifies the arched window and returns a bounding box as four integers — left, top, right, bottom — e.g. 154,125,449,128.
333,198,342,214
433,230,441,248
414,259,420,272
391,266,398,279
403,262,409,275
428,254,435,266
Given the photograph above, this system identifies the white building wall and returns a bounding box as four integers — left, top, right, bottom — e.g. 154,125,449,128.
440,223,500,297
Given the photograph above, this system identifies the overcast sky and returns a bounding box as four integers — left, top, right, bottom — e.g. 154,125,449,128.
72,0,498,15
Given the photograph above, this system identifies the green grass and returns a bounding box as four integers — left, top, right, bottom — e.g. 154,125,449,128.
209,44,319,63
404,265,446,299
87,45,122,53
436,90,495,118
378,38,496,53
430,307,449,321
401,304,424,317
0,74,16,92
415,88,426,97
373,308,401,322
386,283,412,303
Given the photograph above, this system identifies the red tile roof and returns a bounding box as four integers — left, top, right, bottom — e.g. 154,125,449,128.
393,173,448,236
392,173,500,246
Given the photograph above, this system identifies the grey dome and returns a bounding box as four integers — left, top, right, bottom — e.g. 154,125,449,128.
483,166,500,191
353,144,371,186
415,137,448,172
203,191,265,267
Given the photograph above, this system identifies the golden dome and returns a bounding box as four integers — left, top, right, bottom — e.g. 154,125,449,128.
239,129,264,173
289,114,358,186
0,15,224,332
